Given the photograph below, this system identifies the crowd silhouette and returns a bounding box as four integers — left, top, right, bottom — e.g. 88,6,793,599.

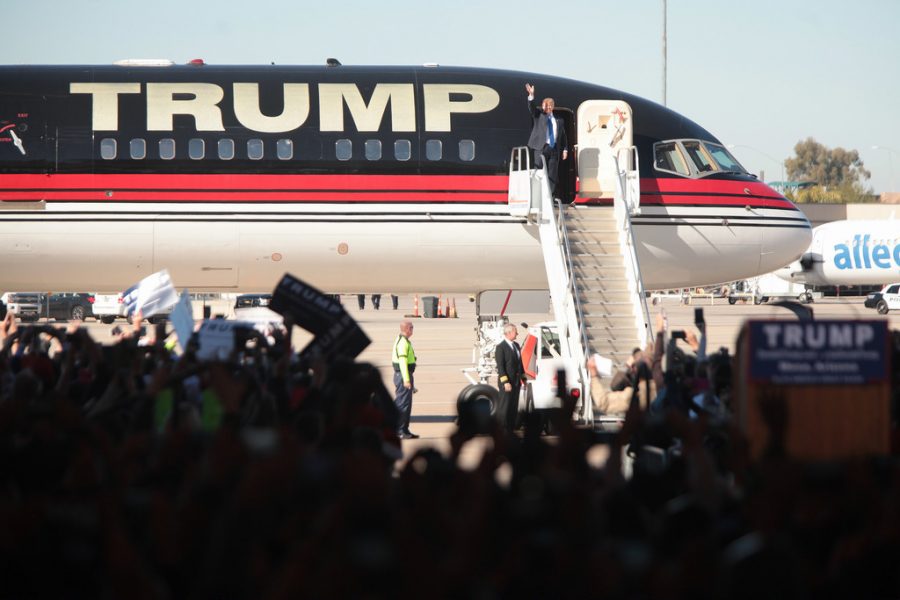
1,309,899,599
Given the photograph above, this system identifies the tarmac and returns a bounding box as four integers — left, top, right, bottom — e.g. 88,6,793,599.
74,292,900,470
329,293,900,470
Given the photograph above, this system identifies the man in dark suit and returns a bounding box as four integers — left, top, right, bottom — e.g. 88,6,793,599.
494,322,525,433
525,82,569,197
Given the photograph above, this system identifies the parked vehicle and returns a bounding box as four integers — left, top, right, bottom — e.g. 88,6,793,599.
520,321,582,412
5,292,42,322
234,293,273,311
864,283,900,315
92,293,129,324
233,293,281,325
457,317,582,433
42,293,96,321
728,273,817,305
0,292,94,321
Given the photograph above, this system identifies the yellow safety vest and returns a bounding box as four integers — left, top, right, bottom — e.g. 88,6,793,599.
391,334,417,383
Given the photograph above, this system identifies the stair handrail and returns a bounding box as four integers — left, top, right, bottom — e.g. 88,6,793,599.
554,197,592,422
556,200,590,364
508,146,541,218
613,145,651,349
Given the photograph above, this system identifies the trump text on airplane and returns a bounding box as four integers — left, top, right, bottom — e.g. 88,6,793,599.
68,82,501,133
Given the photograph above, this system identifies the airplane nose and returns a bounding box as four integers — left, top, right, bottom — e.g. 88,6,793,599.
759,207,812,273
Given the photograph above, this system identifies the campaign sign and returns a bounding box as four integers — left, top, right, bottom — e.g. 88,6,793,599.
297,311,371,364
749,320,889,384
170,290,195,352
270,274,345,335
195,320,255,361
122,269,179,317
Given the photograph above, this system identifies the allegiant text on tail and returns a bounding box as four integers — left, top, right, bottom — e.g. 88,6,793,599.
834,234,900,271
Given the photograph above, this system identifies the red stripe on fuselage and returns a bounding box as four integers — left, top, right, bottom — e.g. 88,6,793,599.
641,177,787,200
0,173,795,209
0,173,509,192
0,191,505,202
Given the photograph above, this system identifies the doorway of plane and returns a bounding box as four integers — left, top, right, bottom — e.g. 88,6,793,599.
553,107,576,204
575,100,634,200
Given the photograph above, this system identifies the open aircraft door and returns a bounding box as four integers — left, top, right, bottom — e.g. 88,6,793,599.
575,100,633,199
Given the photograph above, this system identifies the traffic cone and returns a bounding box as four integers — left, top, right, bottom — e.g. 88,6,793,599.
444,297,450,318
437,294,443,318
408,294,420,318
449,297,458,318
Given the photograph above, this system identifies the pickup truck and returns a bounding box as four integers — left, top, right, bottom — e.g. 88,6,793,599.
5,292,42,322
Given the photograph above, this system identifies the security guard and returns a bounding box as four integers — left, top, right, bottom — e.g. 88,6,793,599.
392,320,418,439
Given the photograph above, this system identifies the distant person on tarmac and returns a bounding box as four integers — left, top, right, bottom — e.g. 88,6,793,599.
525,82,568,197
392,320,419,439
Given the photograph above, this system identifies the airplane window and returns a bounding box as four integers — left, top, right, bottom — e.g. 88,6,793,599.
365,139,382,161
218,139,235,160
653,142,690,176
682,141,715,174
336,139,352,161
129,139,146,160
426,139,442,161
394,140,411,161
100,138,116,160
159,138,175,160
459,140,475,162
189,138,205,160
247,139,264,160
277,139,293,160
705,143,747,174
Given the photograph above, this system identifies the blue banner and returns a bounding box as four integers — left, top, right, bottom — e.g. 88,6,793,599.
749,320,889,384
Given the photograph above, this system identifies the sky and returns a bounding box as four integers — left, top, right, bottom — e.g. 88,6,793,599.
5,0,899,194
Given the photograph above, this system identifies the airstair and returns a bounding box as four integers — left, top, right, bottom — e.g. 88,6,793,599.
508,100,651,424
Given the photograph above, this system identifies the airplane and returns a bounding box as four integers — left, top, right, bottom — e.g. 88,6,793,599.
775,219,900,288
0,61,811,295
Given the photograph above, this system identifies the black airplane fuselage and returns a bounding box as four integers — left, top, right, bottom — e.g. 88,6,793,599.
0,64,811,293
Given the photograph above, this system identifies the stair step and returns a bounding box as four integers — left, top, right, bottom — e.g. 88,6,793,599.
570,250,621,258
575,280,635,301
581,299,634,315
580,308,636,318
571,254,624,265
569,239,620,248
578,285,632,293
586,327,640,338
579,297,634,306
567,228,619,236
573,266,628,278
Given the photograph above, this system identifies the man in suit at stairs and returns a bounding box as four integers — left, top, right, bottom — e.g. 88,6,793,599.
495,323,525,433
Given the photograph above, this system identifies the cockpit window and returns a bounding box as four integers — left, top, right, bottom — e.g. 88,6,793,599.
654,142,691,176
682,141,714,173
705,143,745,173
653,139,749,178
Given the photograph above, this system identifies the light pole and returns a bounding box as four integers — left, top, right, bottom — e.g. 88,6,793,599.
727,144,786,193
871,145,897,192
661,0,667,106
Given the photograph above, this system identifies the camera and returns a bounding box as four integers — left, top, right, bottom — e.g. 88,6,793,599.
671,330,686,340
